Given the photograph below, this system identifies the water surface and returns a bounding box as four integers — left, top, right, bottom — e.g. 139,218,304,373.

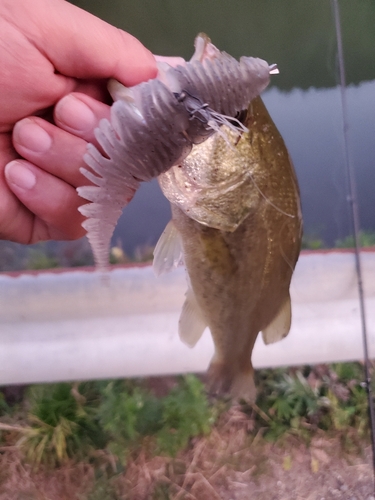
1,0,374,266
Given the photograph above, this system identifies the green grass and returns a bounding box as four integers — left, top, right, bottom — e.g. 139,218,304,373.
301,235,325,250
19,382,106,466
0,364,372,472
253,363,370,442
155,374,214,456
0,391,9,416
8,376,215,468
335,231,375,248
301,230,375,250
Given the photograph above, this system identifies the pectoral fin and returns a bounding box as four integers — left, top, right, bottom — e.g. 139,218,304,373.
153,220,183,276
179,288,207,347
261,294,292,345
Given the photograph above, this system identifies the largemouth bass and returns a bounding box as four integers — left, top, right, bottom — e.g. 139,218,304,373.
154,96,302,400
79,35,277,270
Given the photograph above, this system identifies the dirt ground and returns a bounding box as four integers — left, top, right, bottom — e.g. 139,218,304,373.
1,408,374,500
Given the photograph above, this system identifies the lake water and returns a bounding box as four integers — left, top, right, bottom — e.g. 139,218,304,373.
1,0,374,266
77,0,374,254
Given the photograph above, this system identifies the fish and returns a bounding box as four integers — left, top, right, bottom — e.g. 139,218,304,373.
154,95,302,400
78,34,278,270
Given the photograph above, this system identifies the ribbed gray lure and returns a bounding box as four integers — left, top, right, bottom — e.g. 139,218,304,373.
78,34,277,270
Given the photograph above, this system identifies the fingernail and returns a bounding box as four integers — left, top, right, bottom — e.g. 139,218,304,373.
5,161,36,190
13,119,52,153
55,94,96,133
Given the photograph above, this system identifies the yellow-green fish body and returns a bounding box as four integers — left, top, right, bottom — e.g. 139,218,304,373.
155,96,302,400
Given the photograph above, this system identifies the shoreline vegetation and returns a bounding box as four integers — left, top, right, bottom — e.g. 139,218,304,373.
1,235,374,496
0,363,374,498
1,230,375,273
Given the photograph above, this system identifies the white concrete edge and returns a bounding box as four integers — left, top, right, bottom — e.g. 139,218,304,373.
1,250,375,385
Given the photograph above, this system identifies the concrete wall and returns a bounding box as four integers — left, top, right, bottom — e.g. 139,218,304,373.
1,250,375,385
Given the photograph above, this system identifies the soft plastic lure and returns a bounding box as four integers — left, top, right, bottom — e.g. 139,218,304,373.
78,34,277,270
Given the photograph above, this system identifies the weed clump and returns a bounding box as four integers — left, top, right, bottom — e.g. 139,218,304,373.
18,382,105,466
0,362,372,496
156,374,214,456
253,363,370,442
0,392,9,416
98,375,214,460
11,375,215,468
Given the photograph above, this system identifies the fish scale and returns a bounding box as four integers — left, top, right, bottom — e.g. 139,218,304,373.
77,34,300,399
155,95,302,400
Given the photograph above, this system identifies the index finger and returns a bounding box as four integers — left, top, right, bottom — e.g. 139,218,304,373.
9,0,157,85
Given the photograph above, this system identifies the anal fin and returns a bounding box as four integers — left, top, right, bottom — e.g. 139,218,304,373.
179,288,207,347
261,294,292,345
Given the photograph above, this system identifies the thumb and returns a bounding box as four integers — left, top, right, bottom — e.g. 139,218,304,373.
13,0,157,86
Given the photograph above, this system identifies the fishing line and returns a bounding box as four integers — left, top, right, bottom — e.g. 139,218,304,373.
233,149,296,219
246,169,295,219
223,130,296,219
331,0,375,488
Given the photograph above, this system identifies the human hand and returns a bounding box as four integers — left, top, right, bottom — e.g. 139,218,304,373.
0,0,157,244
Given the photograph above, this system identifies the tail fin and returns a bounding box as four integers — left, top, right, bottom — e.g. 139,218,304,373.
207,358,256,401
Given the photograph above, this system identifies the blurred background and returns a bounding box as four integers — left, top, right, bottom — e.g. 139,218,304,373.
1,0,374,268
1,3,375,496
